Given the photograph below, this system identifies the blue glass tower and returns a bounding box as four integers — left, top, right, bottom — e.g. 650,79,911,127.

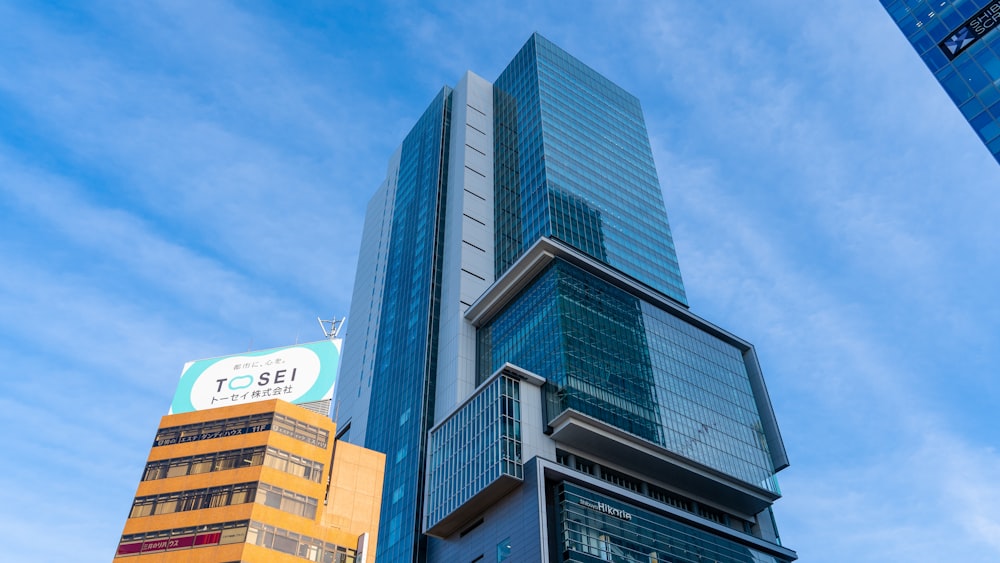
493,35,686,302
335,34,795,563
881,0,1000,164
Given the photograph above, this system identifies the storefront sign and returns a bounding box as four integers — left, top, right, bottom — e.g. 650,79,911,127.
116,524,245,557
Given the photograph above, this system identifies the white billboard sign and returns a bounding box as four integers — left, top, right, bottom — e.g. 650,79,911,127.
169,339,341,414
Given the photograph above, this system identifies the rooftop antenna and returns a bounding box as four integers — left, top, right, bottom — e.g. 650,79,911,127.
318,316,346,340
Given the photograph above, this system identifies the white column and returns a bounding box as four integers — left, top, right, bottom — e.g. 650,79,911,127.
434,72,495,423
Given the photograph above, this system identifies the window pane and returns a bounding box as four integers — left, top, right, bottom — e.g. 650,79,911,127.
166,462,188,478
190,459,212,474
153,499,178,515
273,534,298,554
130,502,153,518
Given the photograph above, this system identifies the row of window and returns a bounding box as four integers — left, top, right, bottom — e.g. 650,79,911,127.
129,481,317,520
142,445,324,483
556,450,757,538
246,521,358,563
257,482,318,519
116,519,357,563
556,483,788,563
153,412,329,449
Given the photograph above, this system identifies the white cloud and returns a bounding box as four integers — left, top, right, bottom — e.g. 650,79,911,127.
0,1,379,307
0,1,998,562
634,5,1000,552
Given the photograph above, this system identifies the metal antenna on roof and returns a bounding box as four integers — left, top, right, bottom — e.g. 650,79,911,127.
317,316,346,339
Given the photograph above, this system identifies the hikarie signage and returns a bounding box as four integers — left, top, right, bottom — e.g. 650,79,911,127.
169,340,341,414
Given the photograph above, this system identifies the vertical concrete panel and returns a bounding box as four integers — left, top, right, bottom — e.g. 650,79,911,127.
434,72,495,423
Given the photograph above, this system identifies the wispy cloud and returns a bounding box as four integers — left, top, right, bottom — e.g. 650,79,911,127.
626,3,1000,560
0,1,386,307
657,146,1000,560
0,1,998,562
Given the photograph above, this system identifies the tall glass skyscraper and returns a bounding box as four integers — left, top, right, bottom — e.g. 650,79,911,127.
881,0,1000,164
334,33,796,563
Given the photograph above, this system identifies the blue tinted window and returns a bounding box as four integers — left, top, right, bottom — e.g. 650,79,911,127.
898,14,920,37
912,30,936,53
975,49,1000,80
940,70,974,102
940,6,965,28
980,84,1000,105
886,1,909,21
972,111,1000,140
957,58,991,92
497,538,512,562
957,0,980,18
971,111,992,130
961,97,985,118
923,46,949,72
924,16,947,41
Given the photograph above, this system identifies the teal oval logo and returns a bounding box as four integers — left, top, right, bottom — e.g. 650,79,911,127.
228,375,254,390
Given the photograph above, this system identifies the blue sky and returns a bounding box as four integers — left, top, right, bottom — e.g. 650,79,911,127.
1,1,998,561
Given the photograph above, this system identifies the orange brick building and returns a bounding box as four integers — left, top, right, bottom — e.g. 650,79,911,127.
113,399,384,562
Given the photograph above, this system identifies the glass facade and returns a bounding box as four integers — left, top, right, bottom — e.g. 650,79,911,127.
493,34,687,304
881,0,1000,164
554,483,790,563
425,375,523,530
555,450,770,537
364,87,452,563
478,260,777,492
343,32,791,563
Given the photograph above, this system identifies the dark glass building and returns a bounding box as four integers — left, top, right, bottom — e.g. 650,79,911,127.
334,33,796,563
881,0,1000,164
